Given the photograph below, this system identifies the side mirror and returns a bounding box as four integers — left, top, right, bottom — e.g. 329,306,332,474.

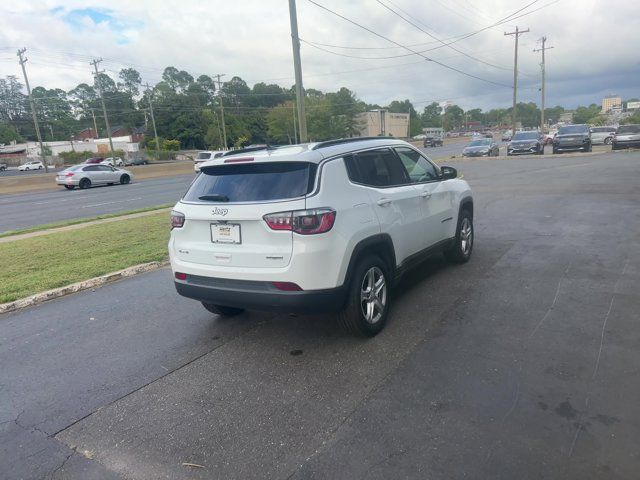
441,166,457,180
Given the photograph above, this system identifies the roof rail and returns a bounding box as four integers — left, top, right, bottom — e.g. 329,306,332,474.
222,145,276,157
311,137,391,151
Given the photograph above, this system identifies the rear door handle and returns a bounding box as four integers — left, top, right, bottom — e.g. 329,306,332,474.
420,191,432,199
377,198,392,206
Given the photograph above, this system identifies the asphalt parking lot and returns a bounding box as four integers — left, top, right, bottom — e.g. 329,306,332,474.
1,150,639,479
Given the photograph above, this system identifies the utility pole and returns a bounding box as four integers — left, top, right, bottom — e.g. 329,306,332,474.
17,48,48,172
288,0,308,142
214,74,228,150
534,37,554,132
143,83,160,159
90,58,115,157
91,108,98,137
504,27,529,137
292,101,298,144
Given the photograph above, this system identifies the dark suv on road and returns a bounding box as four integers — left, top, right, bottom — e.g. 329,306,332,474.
553,124,592,154
423,136,443,147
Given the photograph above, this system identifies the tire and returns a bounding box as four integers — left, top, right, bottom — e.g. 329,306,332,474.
120,174,130,185
338,255,390,337
585,143,592,153
553,148,559,154
64,185,74,190
201,302,244,316
38,165,43,169
25,167,30,171
444,209,473,264
604,137,612,145
79,178,91,189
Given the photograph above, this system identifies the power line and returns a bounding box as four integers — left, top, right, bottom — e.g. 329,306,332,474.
306,0,512,88
375,0,512,71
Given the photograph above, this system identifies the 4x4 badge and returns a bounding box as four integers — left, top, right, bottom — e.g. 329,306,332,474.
212,207,228,216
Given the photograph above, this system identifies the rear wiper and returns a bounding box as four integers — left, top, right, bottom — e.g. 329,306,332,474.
198,194,229,202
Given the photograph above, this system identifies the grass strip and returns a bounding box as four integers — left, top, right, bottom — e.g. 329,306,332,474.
0,211,170,303
0,204,173,239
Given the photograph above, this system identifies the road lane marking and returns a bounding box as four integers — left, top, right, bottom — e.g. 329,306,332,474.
81,197,143,208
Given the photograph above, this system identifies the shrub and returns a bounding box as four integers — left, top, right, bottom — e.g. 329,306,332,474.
162,139,180,151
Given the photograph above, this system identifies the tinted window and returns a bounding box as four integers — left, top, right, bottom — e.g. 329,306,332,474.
617,125,640,134
196,152,212,160
344,148,408,187
512,131,539,140
97,165,113,171
183,162,316,203
468,139,491,146
558,125,589,134
394,147,439,183
84,165,99,171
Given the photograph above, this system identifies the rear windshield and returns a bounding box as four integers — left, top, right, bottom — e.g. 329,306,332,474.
512,131,538,140
558,125,588,134
617,125,640,134
196,152,212,160
183,162,316,203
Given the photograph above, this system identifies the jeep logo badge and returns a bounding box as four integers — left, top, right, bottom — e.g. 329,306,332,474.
212,207,228,216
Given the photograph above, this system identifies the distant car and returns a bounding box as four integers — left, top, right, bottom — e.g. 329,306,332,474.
507,131,544,155
101,157,124,167
84,157,105,164
501,130,512,142
18,160,44,171
612,124,640,150
412,134,427,140
462,138,499,157
590,126,617,145
56,164,133,190
553,124,591,153
124,157,150,166
0,163,6,171
423,136,444,147
194,150,225,172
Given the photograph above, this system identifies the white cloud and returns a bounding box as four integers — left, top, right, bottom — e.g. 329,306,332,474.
1,0,638,110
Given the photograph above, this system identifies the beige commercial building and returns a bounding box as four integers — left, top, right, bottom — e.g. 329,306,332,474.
602,95,622,113
355,110,410,138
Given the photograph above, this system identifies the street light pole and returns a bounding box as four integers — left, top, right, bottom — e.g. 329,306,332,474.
534,37,554,132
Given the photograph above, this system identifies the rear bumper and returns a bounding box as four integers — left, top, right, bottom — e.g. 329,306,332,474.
553,144,589,151
174,274,348,313
56,178,80,186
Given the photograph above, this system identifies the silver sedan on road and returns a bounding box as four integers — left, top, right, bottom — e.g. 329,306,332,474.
56,164,134,190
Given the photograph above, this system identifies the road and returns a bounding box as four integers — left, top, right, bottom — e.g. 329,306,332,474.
0,167,63,177
0,174,194,232
2,151,640,479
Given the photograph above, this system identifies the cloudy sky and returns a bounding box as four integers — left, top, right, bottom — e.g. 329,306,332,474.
1,0,639,111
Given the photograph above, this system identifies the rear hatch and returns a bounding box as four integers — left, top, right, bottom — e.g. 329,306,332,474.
174,161,316,268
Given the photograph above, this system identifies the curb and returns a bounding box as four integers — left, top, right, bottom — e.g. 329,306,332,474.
0,260,169,315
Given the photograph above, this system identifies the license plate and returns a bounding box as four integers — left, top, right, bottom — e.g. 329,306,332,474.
210,223,241,244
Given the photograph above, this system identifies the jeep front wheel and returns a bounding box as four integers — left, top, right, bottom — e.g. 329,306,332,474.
338,255,390,337
444,210,473,263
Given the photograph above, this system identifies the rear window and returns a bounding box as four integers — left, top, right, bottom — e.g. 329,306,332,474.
183,162,316,203
196,152,212,160
591,127,614,133
617,125,640,134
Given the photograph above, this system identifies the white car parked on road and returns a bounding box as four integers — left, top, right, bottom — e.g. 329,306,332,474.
101,157,124,167
170,138,474,336
18,160,44,171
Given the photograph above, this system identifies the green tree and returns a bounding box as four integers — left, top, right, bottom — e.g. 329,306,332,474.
443,105,464,130
420,102,442,128
573,104,601,124
118,68,142,97
0,123,23,143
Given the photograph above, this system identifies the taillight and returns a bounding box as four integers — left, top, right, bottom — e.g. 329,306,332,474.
175,272,187,280
65,172,74,177
264,208,336,235
170,210,185,229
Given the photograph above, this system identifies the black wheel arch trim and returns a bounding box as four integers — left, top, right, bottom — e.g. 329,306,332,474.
344,234,397,288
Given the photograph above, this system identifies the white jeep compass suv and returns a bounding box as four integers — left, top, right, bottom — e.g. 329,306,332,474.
169,138,473,336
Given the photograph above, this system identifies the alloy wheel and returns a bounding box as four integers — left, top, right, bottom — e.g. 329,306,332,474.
460,217,473,255
360,267,387,324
